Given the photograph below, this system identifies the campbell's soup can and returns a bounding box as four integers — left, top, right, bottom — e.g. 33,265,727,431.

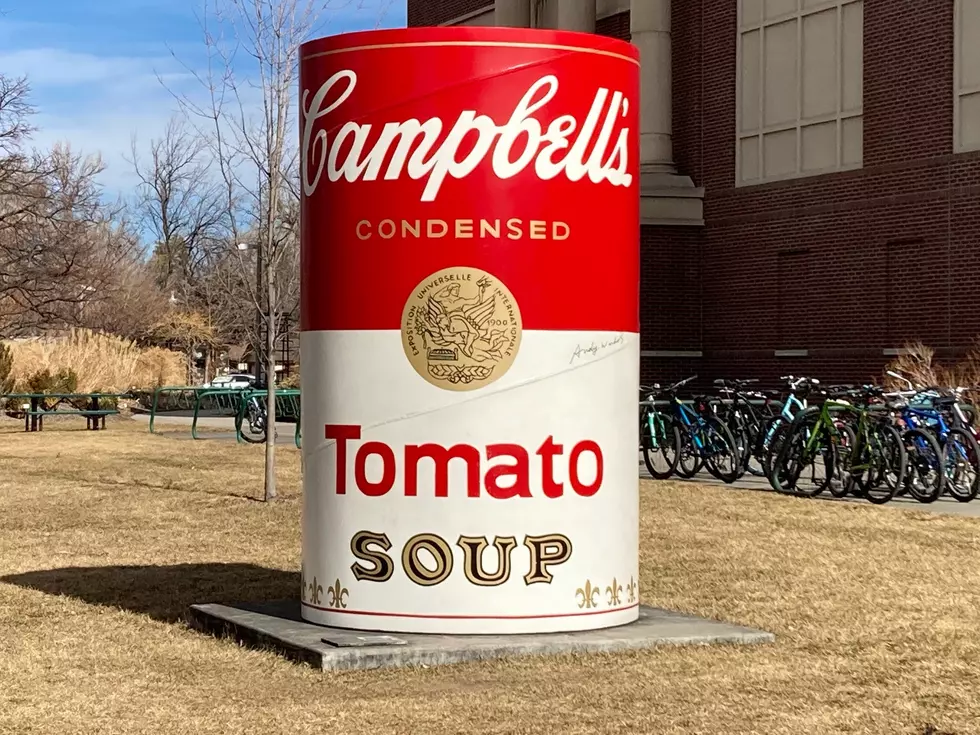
299,27,639,634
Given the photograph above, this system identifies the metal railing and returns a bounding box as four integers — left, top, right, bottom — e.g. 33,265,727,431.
147,386,208,434
191,388,251,440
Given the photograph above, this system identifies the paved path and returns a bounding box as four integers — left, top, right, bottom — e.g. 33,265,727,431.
131,414,298,446
639,455,980,518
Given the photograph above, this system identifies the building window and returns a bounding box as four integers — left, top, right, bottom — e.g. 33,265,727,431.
736,0,863,186
955,0,980,151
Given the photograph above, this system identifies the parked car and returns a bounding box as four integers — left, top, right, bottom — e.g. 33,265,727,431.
206,374,256,390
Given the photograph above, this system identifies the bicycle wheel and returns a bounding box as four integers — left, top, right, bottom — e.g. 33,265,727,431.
701,418,741,484
942,427,980,502
902,428,944,503
783,414,834,497
767,417,804,495
240,400,267,444
718,414,748,482
861,423,906,505
768,413,823,495
828,423,857,498
735,412,768,477
763,418,793,492
675,429,704,478
641,411,681,480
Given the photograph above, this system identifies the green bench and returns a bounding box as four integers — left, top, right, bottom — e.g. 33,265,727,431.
2,393,128,432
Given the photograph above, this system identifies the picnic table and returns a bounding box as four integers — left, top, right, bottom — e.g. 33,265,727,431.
1,393,130,432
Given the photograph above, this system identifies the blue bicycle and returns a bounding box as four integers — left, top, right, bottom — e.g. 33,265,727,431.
887,370,980,502
657,376,741,484
756,376,819,481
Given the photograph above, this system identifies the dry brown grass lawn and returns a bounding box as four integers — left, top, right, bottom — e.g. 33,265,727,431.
1,420,978,734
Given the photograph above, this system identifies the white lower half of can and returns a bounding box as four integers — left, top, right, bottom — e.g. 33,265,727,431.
300,329,639,634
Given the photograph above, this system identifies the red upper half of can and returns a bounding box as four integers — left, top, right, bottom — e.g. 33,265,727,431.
299,27,639,332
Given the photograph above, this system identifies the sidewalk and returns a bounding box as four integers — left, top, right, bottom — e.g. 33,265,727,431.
639,453,980,518
131,414,297,446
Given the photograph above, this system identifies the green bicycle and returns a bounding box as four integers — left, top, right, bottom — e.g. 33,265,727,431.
769,385,907,504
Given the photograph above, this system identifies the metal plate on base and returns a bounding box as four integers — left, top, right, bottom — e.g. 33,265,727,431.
322,634,407,648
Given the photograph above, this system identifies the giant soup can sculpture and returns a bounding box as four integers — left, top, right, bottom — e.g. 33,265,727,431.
299,27,639,634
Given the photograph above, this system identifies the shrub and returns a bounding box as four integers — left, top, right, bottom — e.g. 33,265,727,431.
883,342,939,391
133,347,185,389
53,368,79,393
25,369,55,394
24,368,79,409
2,329,185,393
884,340,980,414
73,390,119,411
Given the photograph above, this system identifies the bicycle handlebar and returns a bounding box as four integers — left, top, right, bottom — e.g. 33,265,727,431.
779,375,820,390
713,378,759,387
666,375,697,392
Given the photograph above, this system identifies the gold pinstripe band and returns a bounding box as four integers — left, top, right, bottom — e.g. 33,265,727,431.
302,40,639,66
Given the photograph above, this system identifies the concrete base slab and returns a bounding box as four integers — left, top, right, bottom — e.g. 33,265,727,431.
187,600,774,671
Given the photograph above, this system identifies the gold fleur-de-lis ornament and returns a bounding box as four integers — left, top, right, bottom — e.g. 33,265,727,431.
575,580,600,609
309,576,324,606
327,578,349,609
606,578,623,606
627,577,638,604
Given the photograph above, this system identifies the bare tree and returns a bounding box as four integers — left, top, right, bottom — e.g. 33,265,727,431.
170,0,335,501
80,236,170,340
148,309,219,383
0,142,130,336
0,75,142,337
0,72,171,341
129,115,233,377
129,115,225,295
0,75,33,155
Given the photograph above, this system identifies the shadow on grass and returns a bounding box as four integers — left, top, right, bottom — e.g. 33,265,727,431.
1,563,298,623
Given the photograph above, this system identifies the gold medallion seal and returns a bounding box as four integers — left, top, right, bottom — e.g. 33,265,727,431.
401,266,522,391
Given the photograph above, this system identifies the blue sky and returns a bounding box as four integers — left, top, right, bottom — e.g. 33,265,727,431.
0,0,406,195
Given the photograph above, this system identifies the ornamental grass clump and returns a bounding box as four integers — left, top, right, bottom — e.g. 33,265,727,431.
2,329,184,393
884,340,980,410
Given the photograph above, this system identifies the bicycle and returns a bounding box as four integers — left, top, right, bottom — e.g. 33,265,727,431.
711,378,780,477
659,376,741,484
887,370,980,502
770,385,907,504
878,390,946,504
639,384,681,479
237,391,283,444
758,376,820,483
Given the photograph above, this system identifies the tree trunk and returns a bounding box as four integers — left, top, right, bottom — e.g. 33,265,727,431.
254,244,264,384
264,277,277,502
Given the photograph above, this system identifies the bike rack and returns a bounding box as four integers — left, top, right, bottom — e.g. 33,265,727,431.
641,398,780,409
148,386,208,434
191,388,249,440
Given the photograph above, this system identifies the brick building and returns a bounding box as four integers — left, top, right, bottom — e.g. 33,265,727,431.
407,0,980,386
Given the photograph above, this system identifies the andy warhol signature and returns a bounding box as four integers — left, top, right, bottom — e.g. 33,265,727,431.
569,334,626,365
